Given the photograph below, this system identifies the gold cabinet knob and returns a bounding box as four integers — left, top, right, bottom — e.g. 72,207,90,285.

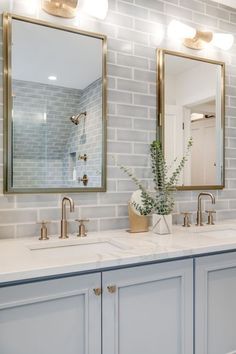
93,288,102,296
107,285,117,294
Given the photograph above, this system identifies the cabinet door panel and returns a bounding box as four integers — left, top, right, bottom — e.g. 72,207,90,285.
103,259,193,354
196,252,236,354
0,273,101,354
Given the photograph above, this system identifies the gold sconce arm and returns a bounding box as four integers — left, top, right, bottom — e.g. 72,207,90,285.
183,30,213,50
42,0,79,18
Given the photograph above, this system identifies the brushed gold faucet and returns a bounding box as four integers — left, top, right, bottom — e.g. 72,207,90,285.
60,196,75,239
196,192,215,226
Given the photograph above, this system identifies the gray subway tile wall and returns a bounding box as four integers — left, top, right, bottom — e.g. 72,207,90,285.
0,0,235,238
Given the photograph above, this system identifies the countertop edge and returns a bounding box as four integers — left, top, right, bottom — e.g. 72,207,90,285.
2,239,236,285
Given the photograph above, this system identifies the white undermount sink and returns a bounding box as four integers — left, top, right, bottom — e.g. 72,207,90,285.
26,238,130,258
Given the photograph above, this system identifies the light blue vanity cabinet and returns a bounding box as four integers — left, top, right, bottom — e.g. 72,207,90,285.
0,273,101,354
102,259,193,354
0,259,193,354
195,252,236,354
1,252,236,354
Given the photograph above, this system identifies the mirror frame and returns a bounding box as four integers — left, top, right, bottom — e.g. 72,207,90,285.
157,48,225,191
3,12,107,194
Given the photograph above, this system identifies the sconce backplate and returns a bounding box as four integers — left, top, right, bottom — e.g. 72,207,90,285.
183,30,213,50
42,0,78,18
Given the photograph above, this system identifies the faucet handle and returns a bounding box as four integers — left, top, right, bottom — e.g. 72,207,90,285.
37,220,51,240
206,210,216,225
181,212,192,227
75,219,89,237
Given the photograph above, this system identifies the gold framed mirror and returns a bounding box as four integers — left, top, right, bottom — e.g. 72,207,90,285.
3,13,107,194
157,49,225,190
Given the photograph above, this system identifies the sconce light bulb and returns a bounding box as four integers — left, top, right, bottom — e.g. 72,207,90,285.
168,20,196,40
211,33,234,50
82,0,108,20
23,0,39,15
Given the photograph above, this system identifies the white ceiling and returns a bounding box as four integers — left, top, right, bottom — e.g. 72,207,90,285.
12,19,103,90
191,100,216,113
212,0,236,9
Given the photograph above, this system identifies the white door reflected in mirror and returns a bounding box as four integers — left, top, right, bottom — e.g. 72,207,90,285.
158,50,224,190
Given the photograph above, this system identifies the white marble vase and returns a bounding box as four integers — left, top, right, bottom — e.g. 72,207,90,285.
152,214,172,235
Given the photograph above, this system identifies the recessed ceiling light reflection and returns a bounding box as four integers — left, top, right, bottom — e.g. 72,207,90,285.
48,75,57,81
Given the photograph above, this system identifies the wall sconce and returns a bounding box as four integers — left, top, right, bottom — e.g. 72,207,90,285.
42,0,78,18
168,20,234,50
42,0,108,19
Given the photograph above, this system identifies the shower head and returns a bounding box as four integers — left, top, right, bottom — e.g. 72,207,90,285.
70,111,87,125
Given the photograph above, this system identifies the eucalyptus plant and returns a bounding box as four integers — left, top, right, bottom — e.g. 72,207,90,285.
120,138,193,216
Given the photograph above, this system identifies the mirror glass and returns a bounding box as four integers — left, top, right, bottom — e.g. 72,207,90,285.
4,14,106,193
158,50,224,190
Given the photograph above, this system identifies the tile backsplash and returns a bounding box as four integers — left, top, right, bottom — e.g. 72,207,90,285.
0,0,236,238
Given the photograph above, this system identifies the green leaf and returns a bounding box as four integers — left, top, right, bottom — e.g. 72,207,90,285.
118,137,193,215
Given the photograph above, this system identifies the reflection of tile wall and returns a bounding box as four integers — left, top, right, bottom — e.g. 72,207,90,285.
13,80,80,159
64,78,102,188
0,1,236,238
13,159,64,188
12,79,102,188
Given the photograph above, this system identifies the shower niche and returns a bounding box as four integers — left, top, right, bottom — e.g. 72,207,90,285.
3,13,107,193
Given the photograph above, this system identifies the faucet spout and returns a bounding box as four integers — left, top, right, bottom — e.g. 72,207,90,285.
196,192,215,226
60,197,75,239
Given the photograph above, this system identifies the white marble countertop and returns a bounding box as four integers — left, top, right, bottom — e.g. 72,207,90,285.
2,220,236,284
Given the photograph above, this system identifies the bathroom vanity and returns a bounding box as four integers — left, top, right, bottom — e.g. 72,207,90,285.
0,6,232,354
1,225,236,354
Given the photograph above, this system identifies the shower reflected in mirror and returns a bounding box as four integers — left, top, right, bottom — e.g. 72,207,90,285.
70,112,87,125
